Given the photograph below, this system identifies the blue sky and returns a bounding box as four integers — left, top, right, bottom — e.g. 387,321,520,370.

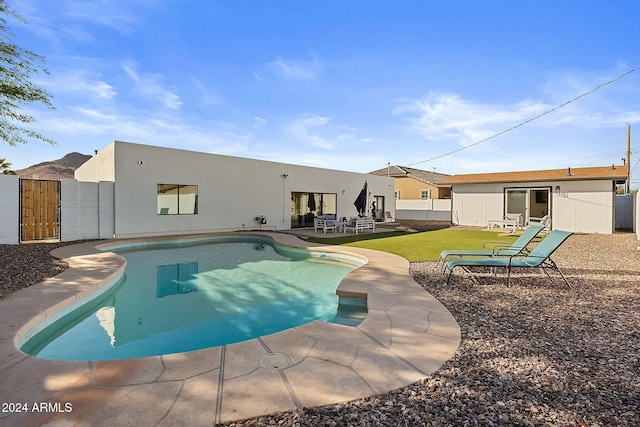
5,1,640,186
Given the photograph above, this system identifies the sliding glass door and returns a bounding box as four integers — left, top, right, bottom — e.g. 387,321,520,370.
290,192,337,228
505,187,550,225
505,189,527,219
528,189,549,219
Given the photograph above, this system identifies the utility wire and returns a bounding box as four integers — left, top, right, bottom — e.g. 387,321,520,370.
405,66,640,167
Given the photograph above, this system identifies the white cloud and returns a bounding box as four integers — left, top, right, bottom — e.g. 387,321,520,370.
61,0,168,35
285,115,333,149
282,115,375,151
389,69,640,175
30,103,251,157
123,63,183,110
191,78,223,106
253,116,268,128
393,91,551,145
43,69,116,101
265,55,322,81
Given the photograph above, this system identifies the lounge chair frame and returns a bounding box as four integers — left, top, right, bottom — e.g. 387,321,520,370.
444,230,573,289
437,225,544,271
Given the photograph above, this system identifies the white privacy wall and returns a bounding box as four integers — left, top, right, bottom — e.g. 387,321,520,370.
395,199,452,221
60,179,115,241
0,175,19,244
75,141,395,238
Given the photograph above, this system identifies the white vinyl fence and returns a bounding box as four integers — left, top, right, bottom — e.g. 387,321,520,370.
395,199,452,221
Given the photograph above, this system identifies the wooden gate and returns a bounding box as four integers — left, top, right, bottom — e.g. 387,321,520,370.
20,179,61,241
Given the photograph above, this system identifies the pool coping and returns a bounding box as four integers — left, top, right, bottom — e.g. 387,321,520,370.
0,232,460,426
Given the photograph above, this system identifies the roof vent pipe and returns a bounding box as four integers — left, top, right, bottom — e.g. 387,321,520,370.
611,164,616,170
567,167,572,176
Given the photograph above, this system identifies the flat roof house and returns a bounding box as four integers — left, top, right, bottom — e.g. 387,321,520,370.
440,164,630,234
74,141,395,238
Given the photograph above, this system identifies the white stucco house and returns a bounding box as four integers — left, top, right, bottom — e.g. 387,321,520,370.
440,164,631,234
72,141,395,239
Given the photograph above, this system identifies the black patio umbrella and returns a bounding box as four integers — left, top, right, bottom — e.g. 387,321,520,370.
354,181,368,216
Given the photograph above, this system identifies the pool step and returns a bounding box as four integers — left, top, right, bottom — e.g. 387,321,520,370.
334,296,368,327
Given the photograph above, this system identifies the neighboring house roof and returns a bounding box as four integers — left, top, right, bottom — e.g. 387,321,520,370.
369,165,451,186
441,165,629,185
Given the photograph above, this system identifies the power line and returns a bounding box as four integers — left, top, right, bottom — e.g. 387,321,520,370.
405,66,640,167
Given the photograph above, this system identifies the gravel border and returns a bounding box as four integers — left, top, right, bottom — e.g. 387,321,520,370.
1,233,639,426
0,242,71,298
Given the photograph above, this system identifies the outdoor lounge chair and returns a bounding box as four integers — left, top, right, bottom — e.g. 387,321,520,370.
438,225,544,271
444,229,573,288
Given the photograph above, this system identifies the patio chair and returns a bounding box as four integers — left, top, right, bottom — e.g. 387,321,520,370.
488,212,522,232
444,229,573,288
528,214,551,230
384,211,395,222
438,225,544,271
314,215,337,233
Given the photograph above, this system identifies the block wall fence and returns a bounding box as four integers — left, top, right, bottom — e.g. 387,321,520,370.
0,175,114,244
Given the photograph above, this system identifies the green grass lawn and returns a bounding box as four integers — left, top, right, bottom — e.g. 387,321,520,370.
306,228,539,262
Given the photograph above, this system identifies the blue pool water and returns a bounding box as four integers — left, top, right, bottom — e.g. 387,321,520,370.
20,236,366,361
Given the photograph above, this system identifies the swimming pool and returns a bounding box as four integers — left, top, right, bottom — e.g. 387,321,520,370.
20,235,366,361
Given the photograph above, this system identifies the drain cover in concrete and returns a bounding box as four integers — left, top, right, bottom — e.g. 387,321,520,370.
258,352,291,370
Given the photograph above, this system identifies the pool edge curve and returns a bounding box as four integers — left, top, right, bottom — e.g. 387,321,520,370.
0,231,461,426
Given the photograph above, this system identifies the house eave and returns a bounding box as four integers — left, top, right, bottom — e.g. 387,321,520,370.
447,176,626,185
442,165,629,186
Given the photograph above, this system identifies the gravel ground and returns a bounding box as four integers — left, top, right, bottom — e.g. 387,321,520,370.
1,233,639,426
0,241,71,298
225,233,640,426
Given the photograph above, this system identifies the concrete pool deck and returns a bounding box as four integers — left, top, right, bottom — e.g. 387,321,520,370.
0,232,460,426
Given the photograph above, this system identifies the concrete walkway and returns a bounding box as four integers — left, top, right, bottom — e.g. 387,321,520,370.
0,232,460,426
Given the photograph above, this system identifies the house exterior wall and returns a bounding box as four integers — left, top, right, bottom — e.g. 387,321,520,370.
551,180,614,233
451,179,617,234
394,176,449,199
74,143,116,182
0,175,19,244
450,183,504,227
76,141,395,238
